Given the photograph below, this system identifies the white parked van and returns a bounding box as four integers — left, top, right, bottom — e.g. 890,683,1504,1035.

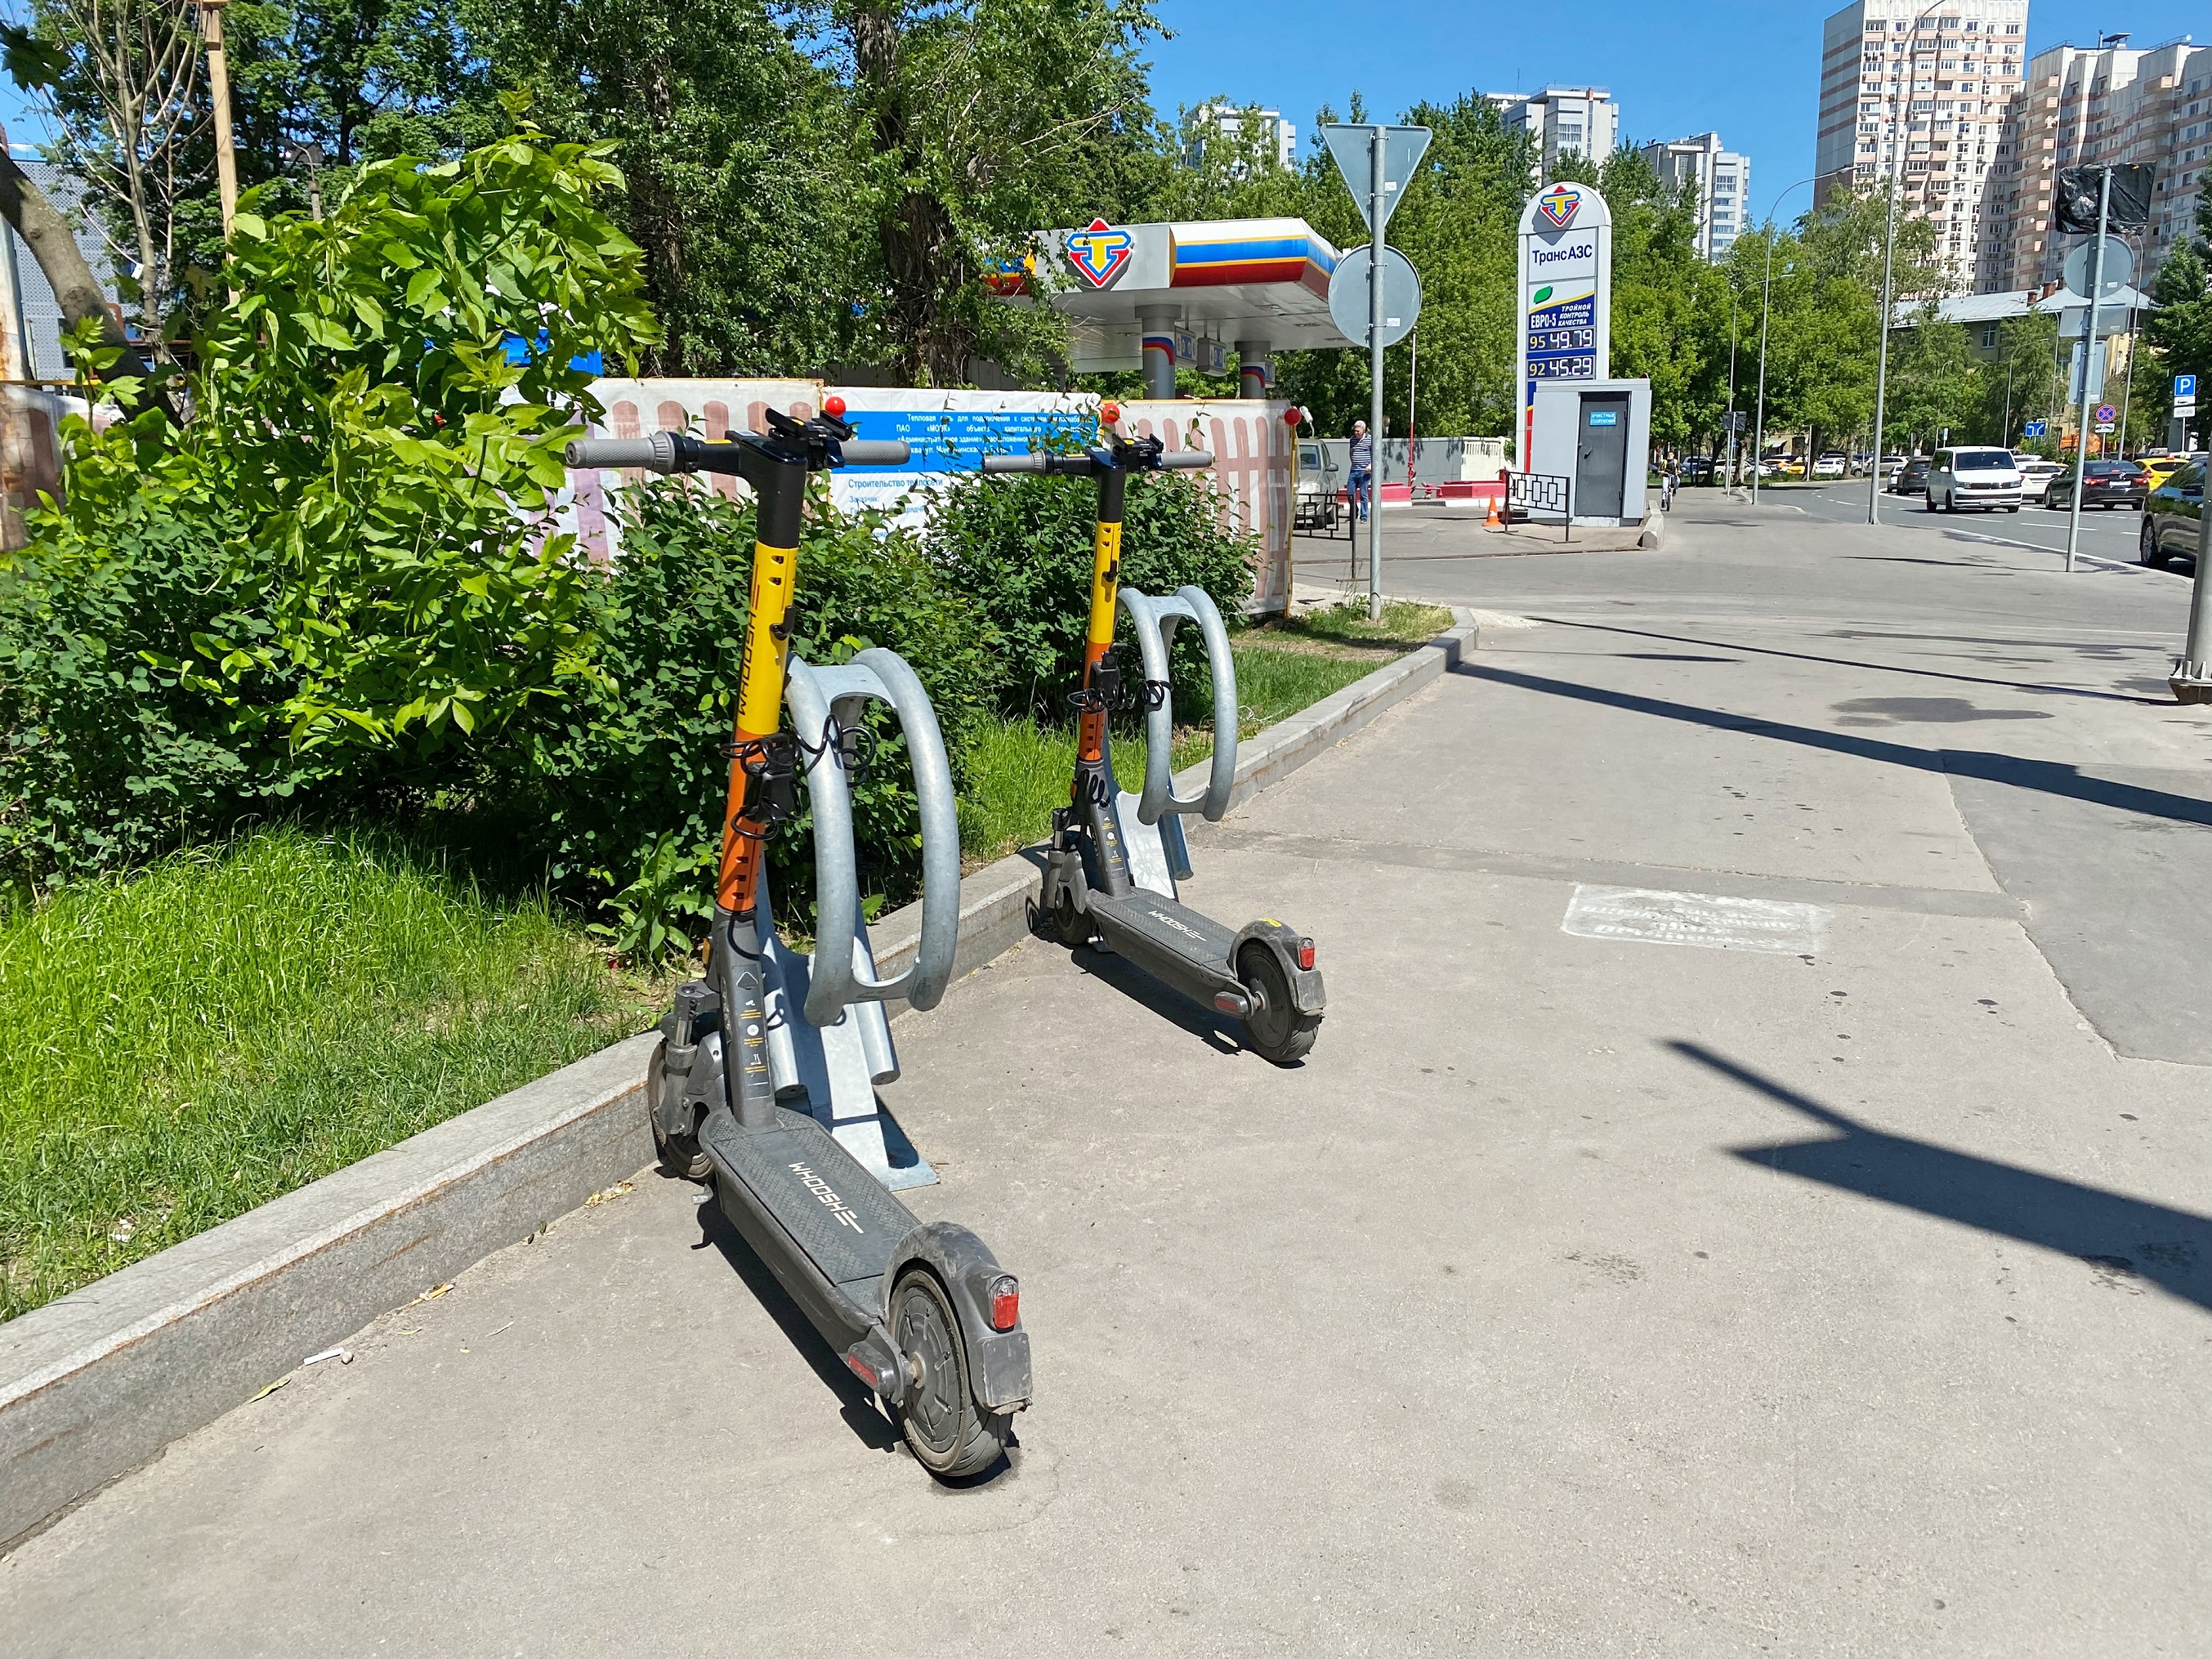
1926,445,2023,513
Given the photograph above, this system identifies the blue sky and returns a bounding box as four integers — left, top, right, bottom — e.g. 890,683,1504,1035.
1150,0,2202,224
0,1,2198,203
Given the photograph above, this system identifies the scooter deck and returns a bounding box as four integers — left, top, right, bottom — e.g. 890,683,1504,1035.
1087,889,1244,1003
702,1107,917,1327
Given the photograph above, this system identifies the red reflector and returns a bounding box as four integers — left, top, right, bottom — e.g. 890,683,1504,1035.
988,1275,1020,1331
1296,938,1316,971
845,1352,882,1388
1213,990,1246,1013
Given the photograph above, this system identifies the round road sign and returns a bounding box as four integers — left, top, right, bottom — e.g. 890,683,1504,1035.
1327,244,1421,350
2061,237,2134,302
2094,403,2118,424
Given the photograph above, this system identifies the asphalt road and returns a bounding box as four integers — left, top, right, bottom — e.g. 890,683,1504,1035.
6,494,2209,1657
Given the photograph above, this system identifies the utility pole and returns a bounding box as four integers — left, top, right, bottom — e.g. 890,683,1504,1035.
200,0,239,241
2064,166,2111,575
0,198,35,549
1367,127,1385,621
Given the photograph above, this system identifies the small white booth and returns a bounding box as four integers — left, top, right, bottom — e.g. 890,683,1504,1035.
1529,378,1651,526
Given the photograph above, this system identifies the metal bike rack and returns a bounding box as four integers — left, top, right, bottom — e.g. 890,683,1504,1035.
1119,584,1238,826
762,647,961,1188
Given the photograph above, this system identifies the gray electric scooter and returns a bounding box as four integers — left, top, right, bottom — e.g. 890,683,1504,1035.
983,415,1325,1063
568,404,1029,1478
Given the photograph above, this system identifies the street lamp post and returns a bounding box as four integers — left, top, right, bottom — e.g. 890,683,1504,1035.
1752,177,1817,508
1725,284,1740,492
1870,5,1945,524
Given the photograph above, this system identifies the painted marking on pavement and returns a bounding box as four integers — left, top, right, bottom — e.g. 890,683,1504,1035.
1562,885,1830,955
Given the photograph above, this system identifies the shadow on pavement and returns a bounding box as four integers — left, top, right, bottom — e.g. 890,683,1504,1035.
1676,1041,2212,1313
1068,943,1245,1057
1531,615,2149,705
1455,661,2212,831
690,1190,903,1455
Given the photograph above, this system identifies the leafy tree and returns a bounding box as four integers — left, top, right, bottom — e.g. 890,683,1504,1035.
831,0,1163,384
32,132,658,764
467,0,862,377
2146,238,2212,449
1882,302,1982,452
1982,311,2062,452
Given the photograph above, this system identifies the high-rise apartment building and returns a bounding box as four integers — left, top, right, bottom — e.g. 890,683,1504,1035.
1185,105,1299,171
1642,134,1753,258
1816,0,2031,285
1487,87,1620,181
1977,38,2210,294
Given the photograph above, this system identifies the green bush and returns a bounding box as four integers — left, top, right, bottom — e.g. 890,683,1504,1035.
501,480,1003,955
0,131,658,888
0,490,284,879
923,469,1258,718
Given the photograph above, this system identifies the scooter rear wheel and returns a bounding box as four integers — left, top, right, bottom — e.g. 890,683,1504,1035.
644,1038,713,1182
1238,944,1319,1066
889,1268,1010,1479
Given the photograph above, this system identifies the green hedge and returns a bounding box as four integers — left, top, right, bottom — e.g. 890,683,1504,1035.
0,463,1260,957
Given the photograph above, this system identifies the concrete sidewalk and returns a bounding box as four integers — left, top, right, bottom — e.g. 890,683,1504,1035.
4,496,2209,1657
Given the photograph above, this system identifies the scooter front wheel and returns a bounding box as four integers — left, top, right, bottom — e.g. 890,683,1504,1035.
1051,885,1094,948
1238,944,1319,1066
644,1038,713,1182
889,1268,1010,1479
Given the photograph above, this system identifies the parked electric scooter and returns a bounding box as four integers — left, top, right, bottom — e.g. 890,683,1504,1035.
567,402,1029,1478
981,404,1325,1063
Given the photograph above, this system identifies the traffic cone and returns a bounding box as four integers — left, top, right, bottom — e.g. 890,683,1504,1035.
1484,494,1503,529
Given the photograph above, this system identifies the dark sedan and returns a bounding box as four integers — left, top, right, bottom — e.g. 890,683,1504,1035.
1888,457,1930,495
2046,459,2150,512
2140,462,2204,570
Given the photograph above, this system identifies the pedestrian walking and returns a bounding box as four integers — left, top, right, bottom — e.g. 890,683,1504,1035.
1347,419,1374,522
1662,458,1679,511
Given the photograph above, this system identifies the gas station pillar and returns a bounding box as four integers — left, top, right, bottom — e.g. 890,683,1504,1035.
1138,306,1178,399
1236,339,1271,401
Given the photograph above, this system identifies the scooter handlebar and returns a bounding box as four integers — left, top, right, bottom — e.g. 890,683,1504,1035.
838,440,911,466
982,452,1099,476
1160,449,1215,469
565,434,675,472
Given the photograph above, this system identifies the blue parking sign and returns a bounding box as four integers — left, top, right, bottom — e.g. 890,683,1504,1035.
2178,374,2199,399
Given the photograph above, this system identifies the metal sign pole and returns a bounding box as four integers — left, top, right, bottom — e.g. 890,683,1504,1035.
2179,493,2212,699
1368,129,1385,622
2066,168,2111,575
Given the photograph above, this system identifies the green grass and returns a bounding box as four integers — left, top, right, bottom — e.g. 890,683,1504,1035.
0,829,662,1321
958,601,1454,863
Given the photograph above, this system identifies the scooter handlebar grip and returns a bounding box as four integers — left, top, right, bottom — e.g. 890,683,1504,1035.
1160,449,1216,469
564,433,675,472
981,453,1051,473
838,440,910,466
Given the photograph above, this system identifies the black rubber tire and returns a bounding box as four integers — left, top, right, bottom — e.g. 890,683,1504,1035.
645,1038,713,1182
2142,519,2167,568
889,1268,1009,1479
1237,943,1319,1066
1050,883,1093,948
2007,505,2019,512
1922,492,1936,512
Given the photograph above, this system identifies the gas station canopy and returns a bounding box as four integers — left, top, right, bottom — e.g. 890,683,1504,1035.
1000,217,1354,391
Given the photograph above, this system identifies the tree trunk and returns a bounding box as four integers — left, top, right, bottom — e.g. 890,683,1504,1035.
0,144,161,392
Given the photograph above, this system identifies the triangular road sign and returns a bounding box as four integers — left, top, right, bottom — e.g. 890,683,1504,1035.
1320,124,1433,236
